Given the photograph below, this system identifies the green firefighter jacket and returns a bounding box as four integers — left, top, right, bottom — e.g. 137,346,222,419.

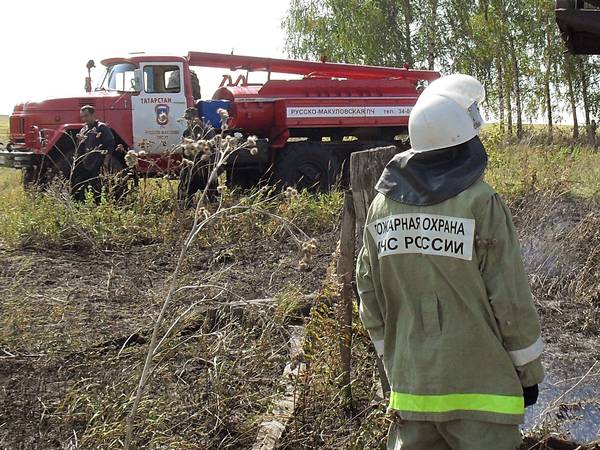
356,179,544,425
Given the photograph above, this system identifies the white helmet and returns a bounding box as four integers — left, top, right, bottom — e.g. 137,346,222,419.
421,74,485,108
409,74,485,152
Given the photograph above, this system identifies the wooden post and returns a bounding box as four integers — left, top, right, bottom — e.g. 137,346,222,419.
337,190,356,410
349,145,398,397
350,146,399,249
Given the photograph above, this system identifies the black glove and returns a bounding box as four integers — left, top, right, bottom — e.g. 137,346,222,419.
523,384,539,407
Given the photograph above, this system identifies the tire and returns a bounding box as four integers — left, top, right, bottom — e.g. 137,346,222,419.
23,144,75,191
177,125,220,207
335,140,399,187
177,159,219,208
273,142,339,193
22,167,39,191
226,167,264,191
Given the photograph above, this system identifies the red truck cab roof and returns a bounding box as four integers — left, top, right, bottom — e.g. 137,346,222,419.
101,54,188,66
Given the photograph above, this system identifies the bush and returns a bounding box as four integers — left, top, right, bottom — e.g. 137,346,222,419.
0,171,343,252
0,174,178,250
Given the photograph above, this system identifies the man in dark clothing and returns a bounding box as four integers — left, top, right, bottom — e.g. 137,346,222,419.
71,105,116,202
177,107,218,206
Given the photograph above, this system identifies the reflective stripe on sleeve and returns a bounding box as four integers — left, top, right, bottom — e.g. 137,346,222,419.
389,392,524,415
508,336,544,367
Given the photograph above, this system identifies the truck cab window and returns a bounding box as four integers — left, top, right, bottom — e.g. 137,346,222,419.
143,65,181,93
98,63,137,92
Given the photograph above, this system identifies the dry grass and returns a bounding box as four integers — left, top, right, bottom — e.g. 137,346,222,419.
0,188,342,448
0,115,8,143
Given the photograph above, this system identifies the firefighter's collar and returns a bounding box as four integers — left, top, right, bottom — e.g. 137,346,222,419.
375,136,488,206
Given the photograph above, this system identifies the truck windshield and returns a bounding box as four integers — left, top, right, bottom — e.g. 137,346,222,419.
97,63,137,92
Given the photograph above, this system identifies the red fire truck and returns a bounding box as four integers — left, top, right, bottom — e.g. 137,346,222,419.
0,52,439,192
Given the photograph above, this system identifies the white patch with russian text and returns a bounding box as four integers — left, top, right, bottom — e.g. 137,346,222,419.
368,213,475,261
286,106,413,119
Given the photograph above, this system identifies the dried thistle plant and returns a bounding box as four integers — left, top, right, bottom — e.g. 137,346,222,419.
123,116,310,449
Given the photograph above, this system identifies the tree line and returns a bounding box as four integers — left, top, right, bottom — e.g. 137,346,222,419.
282,0,600,140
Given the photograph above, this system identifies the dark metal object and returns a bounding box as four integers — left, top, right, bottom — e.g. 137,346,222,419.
0,149,37,169
556,0,600,54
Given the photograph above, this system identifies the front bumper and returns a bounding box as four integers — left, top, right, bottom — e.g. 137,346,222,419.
0,145,38,169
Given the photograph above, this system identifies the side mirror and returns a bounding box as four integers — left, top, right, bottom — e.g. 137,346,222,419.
132,68,143,92
85,59,96,93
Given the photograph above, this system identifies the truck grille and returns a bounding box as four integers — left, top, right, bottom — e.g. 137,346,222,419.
10,116,25,135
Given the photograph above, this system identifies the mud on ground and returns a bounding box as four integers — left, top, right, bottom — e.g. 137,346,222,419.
514,191,600,445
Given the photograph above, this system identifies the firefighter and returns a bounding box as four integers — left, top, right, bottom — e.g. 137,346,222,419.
182,107,205,140
177,107,218,206
356,74,544,450
72,105,116,202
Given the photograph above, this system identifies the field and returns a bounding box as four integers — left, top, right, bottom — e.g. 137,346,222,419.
0,126,599,449
0,115,9,142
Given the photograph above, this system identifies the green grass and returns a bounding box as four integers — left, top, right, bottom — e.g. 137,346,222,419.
0,172,343,251
486,144,600,198
0,114,8,142
0,128,598,251
481,128,600,199
0,177,179,249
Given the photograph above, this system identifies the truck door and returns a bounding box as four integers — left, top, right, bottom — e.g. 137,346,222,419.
132,62,187,154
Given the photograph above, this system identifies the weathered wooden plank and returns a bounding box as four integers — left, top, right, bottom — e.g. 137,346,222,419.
253,145,400,444
251,325,306,450
350,146,398,249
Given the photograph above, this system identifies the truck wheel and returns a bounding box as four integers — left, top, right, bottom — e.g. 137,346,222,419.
177,161,218,208
23,146,75,191
226,167,264,191
274,142,339,193
22,167,40,190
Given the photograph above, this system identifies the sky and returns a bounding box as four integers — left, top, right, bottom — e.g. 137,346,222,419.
0,1,576,124
0,0,291,114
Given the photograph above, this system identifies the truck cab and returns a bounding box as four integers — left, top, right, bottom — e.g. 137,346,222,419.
100,56,191,154
1,55,222,178
556,0,600,54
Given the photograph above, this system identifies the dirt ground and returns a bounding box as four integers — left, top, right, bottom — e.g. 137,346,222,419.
512,191,600,446
1,190,599,449
0,228,338,449
515,192,600,373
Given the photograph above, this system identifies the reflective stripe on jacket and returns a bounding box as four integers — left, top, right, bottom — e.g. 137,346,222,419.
356,179,544,425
